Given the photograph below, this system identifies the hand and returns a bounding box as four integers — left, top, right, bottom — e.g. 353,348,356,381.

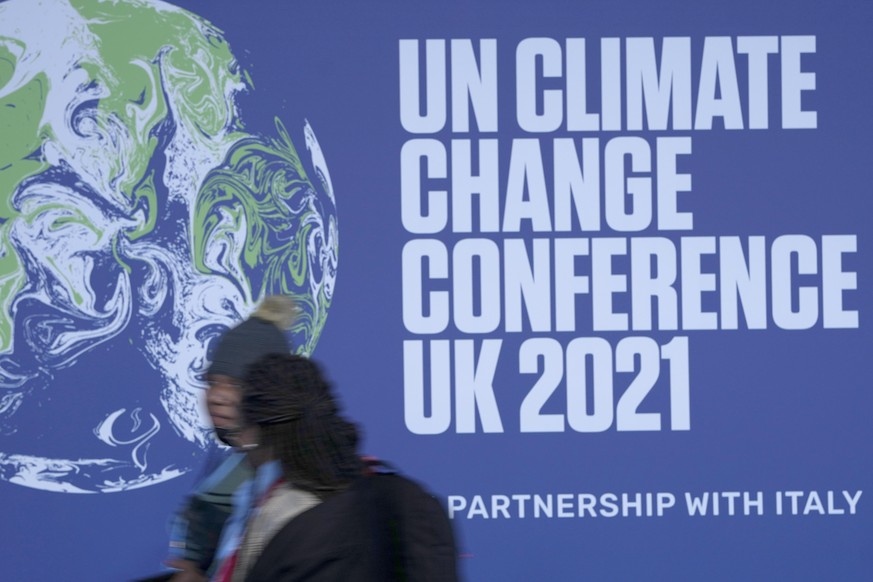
166,559,208,582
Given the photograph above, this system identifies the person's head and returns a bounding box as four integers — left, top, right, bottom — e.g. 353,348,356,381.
205,296,296,445
241,353,362,498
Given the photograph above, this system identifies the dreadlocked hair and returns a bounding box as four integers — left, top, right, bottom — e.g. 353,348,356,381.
242,353,363,499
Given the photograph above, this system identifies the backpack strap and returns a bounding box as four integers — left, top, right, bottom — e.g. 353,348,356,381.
362,456,398,475
362,460,460,582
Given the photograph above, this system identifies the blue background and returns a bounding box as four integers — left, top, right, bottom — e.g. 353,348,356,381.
3,1,872,580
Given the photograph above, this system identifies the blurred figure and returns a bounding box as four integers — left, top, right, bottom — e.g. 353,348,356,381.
213,354,458,582
164,296,297,582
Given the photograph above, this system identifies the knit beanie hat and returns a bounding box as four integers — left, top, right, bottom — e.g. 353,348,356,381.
207,296,295,379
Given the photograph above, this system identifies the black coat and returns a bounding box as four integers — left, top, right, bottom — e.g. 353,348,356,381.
245,473,459,582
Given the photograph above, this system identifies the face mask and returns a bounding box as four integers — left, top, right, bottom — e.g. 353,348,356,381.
214,426,237,446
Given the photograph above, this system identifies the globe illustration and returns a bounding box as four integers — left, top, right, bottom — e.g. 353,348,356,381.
0,0,338,492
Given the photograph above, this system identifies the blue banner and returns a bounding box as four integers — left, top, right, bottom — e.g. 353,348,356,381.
1,1,870,580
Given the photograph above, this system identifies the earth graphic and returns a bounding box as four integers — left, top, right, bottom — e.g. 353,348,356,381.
0,0,338,492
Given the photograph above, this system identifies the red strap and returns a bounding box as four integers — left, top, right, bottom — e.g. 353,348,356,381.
213,550,238,582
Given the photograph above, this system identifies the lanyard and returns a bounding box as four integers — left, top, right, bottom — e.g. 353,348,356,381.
214,476,285,582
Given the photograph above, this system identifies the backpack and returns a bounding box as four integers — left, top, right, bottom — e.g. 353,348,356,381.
363,458,460,582
243,459,461,581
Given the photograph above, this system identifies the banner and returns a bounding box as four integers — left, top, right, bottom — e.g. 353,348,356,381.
1,1,870,580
